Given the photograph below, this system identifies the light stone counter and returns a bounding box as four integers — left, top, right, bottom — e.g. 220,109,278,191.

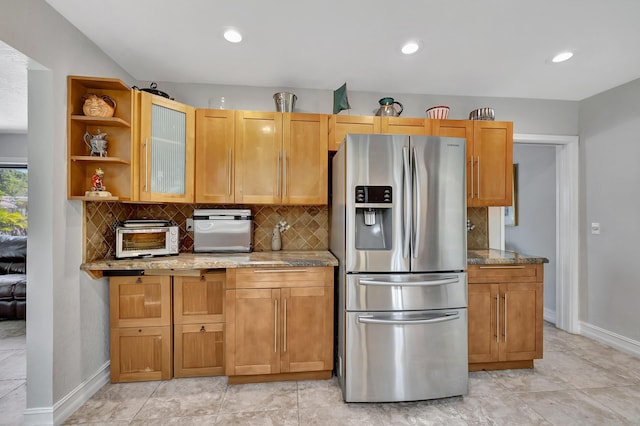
467,249,549,265
81,250,338,278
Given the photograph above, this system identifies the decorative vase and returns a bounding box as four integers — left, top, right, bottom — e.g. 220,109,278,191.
271,227,282,251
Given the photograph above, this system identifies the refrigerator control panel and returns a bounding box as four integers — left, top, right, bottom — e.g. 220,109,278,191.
355,186,392,203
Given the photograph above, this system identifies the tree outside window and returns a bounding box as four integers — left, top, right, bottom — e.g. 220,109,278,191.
0,167,28,235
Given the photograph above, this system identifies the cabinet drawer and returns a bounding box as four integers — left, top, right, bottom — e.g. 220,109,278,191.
227,267,333,289
174,323,225,377
468,264,542,283
110,326,172,382
173,273,225,324
110,276,172,328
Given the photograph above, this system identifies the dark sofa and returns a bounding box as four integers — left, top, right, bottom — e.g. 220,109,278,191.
0,235,26,320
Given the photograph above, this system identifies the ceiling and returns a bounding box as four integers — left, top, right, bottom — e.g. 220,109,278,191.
4,1,640,132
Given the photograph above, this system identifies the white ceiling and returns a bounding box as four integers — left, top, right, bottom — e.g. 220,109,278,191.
4,0,640,133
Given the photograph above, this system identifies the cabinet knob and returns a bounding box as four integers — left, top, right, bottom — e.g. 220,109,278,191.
200,325,206,332
136,277,142,284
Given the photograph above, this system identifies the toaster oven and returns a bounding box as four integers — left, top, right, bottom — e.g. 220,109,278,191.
193,209,253,253
115,220,179,259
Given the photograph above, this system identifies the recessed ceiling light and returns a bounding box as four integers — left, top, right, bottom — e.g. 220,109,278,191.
401,42,420,55
223,29,243,43
551,51,573,63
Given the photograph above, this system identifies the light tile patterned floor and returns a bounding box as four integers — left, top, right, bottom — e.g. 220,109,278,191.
3,321,640,425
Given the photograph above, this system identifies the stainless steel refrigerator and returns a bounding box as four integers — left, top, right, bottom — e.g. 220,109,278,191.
330,133,468,402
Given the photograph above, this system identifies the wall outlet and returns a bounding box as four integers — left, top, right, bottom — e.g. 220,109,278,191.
591,222,600,234
186,218,194,232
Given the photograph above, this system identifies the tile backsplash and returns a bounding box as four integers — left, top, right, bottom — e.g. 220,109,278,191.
84,202,488,261
83,202,328,262
467,207,489,249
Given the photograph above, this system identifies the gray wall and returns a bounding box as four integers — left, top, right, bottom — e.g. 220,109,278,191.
0,133,27,163
505,144,557,316
156,81,580,135
0,0,135,416
579,78,640,341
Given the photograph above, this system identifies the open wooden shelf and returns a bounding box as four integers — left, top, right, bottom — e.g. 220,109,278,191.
70,115,131,128
70,156,130,165
69,195,120,201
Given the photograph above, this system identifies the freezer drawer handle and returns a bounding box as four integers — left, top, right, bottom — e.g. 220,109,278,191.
357,312,460,325
359,276,459,287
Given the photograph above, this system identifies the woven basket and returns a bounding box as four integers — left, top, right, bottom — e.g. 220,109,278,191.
82,94,116,118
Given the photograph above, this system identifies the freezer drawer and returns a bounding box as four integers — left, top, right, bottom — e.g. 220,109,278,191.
346,272,467,311
343,309,468,402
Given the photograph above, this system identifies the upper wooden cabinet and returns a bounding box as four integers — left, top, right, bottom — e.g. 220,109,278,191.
328,115,380,151
67,76,134,201
381,117,431,135
433,119,513,207
234,111,328,205
195,109,235,203
137,91,195,203
469,121,513,207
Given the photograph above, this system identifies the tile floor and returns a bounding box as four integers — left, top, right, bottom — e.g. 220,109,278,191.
2,321,640,425
0,319,26,426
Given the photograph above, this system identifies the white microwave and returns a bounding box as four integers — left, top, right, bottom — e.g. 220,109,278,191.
115,220,179,259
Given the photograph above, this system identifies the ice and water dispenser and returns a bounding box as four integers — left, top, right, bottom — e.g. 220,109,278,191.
354,185,393,250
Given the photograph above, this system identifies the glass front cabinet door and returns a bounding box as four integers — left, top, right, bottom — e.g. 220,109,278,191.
138,91,195,203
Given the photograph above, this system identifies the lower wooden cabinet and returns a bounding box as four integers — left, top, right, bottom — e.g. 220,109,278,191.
467,264,544,371
174,323,224,377
225,267,334,383
110,326,172,383
108,267,334,383
109,276,173,382
173,273,226,378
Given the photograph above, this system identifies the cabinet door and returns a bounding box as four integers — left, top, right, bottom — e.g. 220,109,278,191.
280,286,333,373
139,92,195,202
173,273,225,324
328,115,381,151
110,326,172,382
500,282,543,361
226,288,281,375
174,323,224,377
468,283,499,363
195,109,235,203
282,113,328,205
380,117,431,135
109,276,171,328
472,121,513,206
432,120,475,201
235,111,282,204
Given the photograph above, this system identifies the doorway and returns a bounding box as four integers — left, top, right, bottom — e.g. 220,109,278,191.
512,134,580,334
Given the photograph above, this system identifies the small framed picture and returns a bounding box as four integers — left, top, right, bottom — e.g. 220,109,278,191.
505,164,518,226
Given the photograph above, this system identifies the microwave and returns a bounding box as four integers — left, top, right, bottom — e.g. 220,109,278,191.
115,220,179,259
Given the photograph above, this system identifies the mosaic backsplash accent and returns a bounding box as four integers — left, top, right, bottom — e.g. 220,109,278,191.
84,202,487,261
83,202,328,262
467,207,489,249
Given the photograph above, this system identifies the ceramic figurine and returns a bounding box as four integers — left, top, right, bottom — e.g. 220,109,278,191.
85,168,112,197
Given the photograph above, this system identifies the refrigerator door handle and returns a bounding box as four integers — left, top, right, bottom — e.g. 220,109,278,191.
359,277,460,287
357,312,460,325
411,147,422,259
402,146,411,258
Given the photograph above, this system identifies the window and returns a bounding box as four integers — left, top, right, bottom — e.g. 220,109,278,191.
0,166,28,235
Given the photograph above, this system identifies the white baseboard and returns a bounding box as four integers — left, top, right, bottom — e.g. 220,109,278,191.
543,307,556,324
580,321,640,358
23,361,110,426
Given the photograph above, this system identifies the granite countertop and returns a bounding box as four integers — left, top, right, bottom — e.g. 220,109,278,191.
467,249,549,265
81,250,339,278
